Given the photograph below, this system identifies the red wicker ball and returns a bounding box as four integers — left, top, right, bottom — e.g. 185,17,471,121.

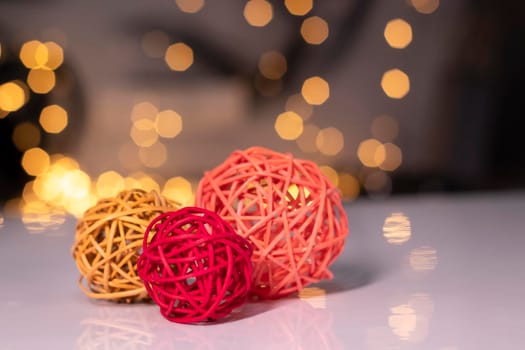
137,207,253,323
195,146,349,299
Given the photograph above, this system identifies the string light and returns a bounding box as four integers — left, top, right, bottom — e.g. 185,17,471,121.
244,0,273,27
274,111,304,140
175,0,205,13
0,81,26,112
301,16,329,45
164,43,194,71
381,69,410,99
384,19,412,49
285,0,313,16
21,148,50,176
27,69,55,94
155,109,183,138
301,76,330,105
39,105,68,134
410,0,440,14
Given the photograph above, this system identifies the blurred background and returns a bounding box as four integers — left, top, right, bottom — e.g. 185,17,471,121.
0,0,523,223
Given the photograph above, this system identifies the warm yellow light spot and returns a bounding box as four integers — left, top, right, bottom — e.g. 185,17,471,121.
285,93,313,120
411,0,439,14
275,111,304,140
21,148,50,176
155,110,183,138
165,42,194,71
381,69,410,99
134,173,161,194
43,41,64,70
384,19,412,49
409,246,438,271
23,181,39,203
285,0,313,16
139,142,167,168
162,176,194,206
299,287,326,309
19,40,48,69
244,0,273,27
383,212,411,245
27,69,55,94
389,304,417,340
62,169,91,199
176,0,205,13
96,171,124,199
300,16,329,45
371,115,399,142
131,101,158,122
12,122,41,151
301,76,329,105
319,165,339,187
358,138,386,167
296,124,320,153
134,118,156,131
130,123,158,147
316,127,344,156
0,81,26,112
123,176,142,191
338,173,360,200
39,105,68,134
141,31,170,58
380,143,403,171
258,51,287,80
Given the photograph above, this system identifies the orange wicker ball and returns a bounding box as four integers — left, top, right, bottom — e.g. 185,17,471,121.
195,146,349,299
72,189,179,303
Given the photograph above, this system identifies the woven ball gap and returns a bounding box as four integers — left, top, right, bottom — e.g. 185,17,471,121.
72,189,179,303
137,207,253,323
196,146,349,299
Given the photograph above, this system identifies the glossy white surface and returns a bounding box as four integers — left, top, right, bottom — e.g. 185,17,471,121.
1,192,524,349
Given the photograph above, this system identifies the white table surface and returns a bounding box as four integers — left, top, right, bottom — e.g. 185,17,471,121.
1,192,524,349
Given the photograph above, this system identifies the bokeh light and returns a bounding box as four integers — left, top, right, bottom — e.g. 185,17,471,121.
141,31,170,58
0,81,26,112
338,172,360,200
130,120,158,147
371,115,399,142
301,16,329,45
301,76,330,105
285,0,313,16
285,93,313,120
316,127,344,156
380,143,403,171
39,105,68,134
410,0,440,14
296,123,320,153
21,148,50,176
175,0,205,14
162,176,194,206
139,141,167,168
357,138,386,168
258,51,287,80
164,42,194,71
43,41,64,70
131,101,158,122
243,0,273,27
381,69,410,99
383,212,411,245
319,165,339,187
384,19,413,49
96,171,125,199
155,109,183,138
274,111,304,140
27,68,56,94
19,40,48,69
12,122,41,151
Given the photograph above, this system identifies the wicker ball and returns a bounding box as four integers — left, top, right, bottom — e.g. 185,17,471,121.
195,146,349,299
72,189,179,303
137,207,253,323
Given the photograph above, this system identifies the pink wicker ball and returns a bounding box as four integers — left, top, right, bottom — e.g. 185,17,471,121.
195,146,349,299
137,207,253,323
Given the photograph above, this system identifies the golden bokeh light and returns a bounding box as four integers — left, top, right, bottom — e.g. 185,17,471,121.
162,176,194,206
21,148,50,176
130,172,161,193
39,105,68,134
165,42,194,71
371,114,399,142
319,165,339,187
131,101,158,122
27,68,56,94
411,0,439,14
380,143,403,171
296,123,320,153
316,127,344,156
383,212,411,245
301,76,330,105
43,41,64,70
0,81,26,112
96,171,125,199
141,30,170,58
130,122,158,147
139,141,168,168
409,246,438,271
275,111,304,140
357,138,386,167
244,0,273,27
301,16,329,45
381,69,410,99
12,122,41,151
175,0,205,13
384,19,412,49
155,109,183,138
285,0,313,16
19,40,48,69
285,93,313,120
258,51,287,80
338,172,360,200
298,287,326,309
